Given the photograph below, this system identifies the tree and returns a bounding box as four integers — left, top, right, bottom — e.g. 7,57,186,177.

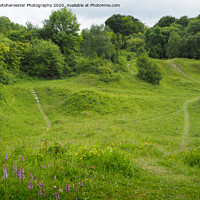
42,7,82,67
154,15,177,27
145,26,165,58
0,35,21,84
167,31,182,58
137,54,162,84
186,19,200,34
145,25,182,58
175,16,190,28
81,24,113,59
7,29,33,43
105,14,145,61
105,14,145,36
126,36,145,55
22,40,67,78
184,34,200,59
0,16,22,36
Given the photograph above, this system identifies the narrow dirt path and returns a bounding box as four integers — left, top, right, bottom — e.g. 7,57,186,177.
132,95,200,149
127,64,135,74
171,63,191,79
181,96,200,148
32,90,51,137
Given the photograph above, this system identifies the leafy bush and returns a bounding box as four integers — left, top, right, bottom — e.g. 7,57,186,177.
0,35,21,84
75,57,101,73
75,57,121,82
22,40,67,78
99,66,121,83
0,69,16,84
136,54,162,84
126,37,146,55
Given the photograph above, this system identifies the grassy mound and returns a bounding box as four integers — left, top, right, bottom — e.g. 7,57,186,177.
63,89,116,115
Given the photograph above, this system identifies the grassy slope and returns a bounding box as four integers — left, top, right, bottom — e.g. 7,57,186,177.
0,58,200,199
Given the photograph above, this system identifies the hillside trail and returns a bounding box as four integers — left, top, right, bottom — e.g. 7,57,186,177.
127,64,135,74
168,61,200,148
128,62,200,148
32,90,51,138
181,96,200,148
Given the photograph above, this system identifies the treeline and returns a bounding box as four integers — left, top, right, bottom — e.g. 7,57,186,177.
146,15,200,59
0,8,199,85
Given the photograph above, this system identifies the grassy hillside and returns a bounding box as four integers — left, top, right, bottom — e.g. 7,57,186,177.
0,58,200,199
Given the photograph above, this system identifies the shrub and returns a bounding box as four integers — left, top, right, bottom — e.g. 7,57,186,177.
99,66,121,83
75,57,100,73
22,40,67,78
75,57,121,82
0,35,21,84
136,54,162,84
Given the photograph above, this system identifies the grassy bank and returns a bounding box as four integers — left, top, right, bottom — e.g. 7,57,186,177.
0,58,200,199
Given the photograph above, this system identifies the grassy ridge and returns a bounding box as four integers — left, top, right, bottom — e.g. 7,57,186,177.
0,58,200,199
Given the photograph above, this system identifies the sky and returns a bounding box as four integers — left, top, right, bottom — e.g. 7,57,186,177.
0,0,200,30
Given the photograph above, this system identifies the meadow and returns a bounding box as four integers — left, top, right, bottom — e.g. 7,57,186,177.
0,58,200,199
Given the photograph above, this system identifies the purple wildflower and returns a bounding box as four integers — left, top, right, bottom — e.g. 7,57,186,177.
75,185,78,192
21,155,24,162
3,165,8,181
38,182,45,198
14,160,17,174
54,176,56,181
38,189,45,198
43,165,46,169
53,192,60,200
20,166,24,182
66,184,70,194
38,181,44,188
28,180,33,191
5,154,8,162
17,170,19,177
79,179,83,187
48,162,50,167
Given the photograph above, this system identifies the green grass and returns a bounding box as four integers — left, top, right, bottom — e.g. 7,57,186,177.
0,58,200,199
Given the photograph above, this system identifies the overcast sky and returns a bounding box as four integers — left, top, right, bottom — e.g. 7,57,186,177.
0,0,200,30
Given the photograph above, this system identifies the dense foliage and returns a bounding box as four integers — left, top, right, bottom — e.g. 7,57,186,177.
22,40,66,78
0,34,21,84
105,14,145,36
81,25,113,59
42,7,82,67
0,9,200,85
137,54,162,84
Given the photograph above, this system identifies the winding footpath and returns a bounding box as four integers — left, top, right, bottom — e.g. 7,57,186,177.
169,61,200,147
128,61,200,148
181,96,200,148
31,64,199,147
32,90,51,137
